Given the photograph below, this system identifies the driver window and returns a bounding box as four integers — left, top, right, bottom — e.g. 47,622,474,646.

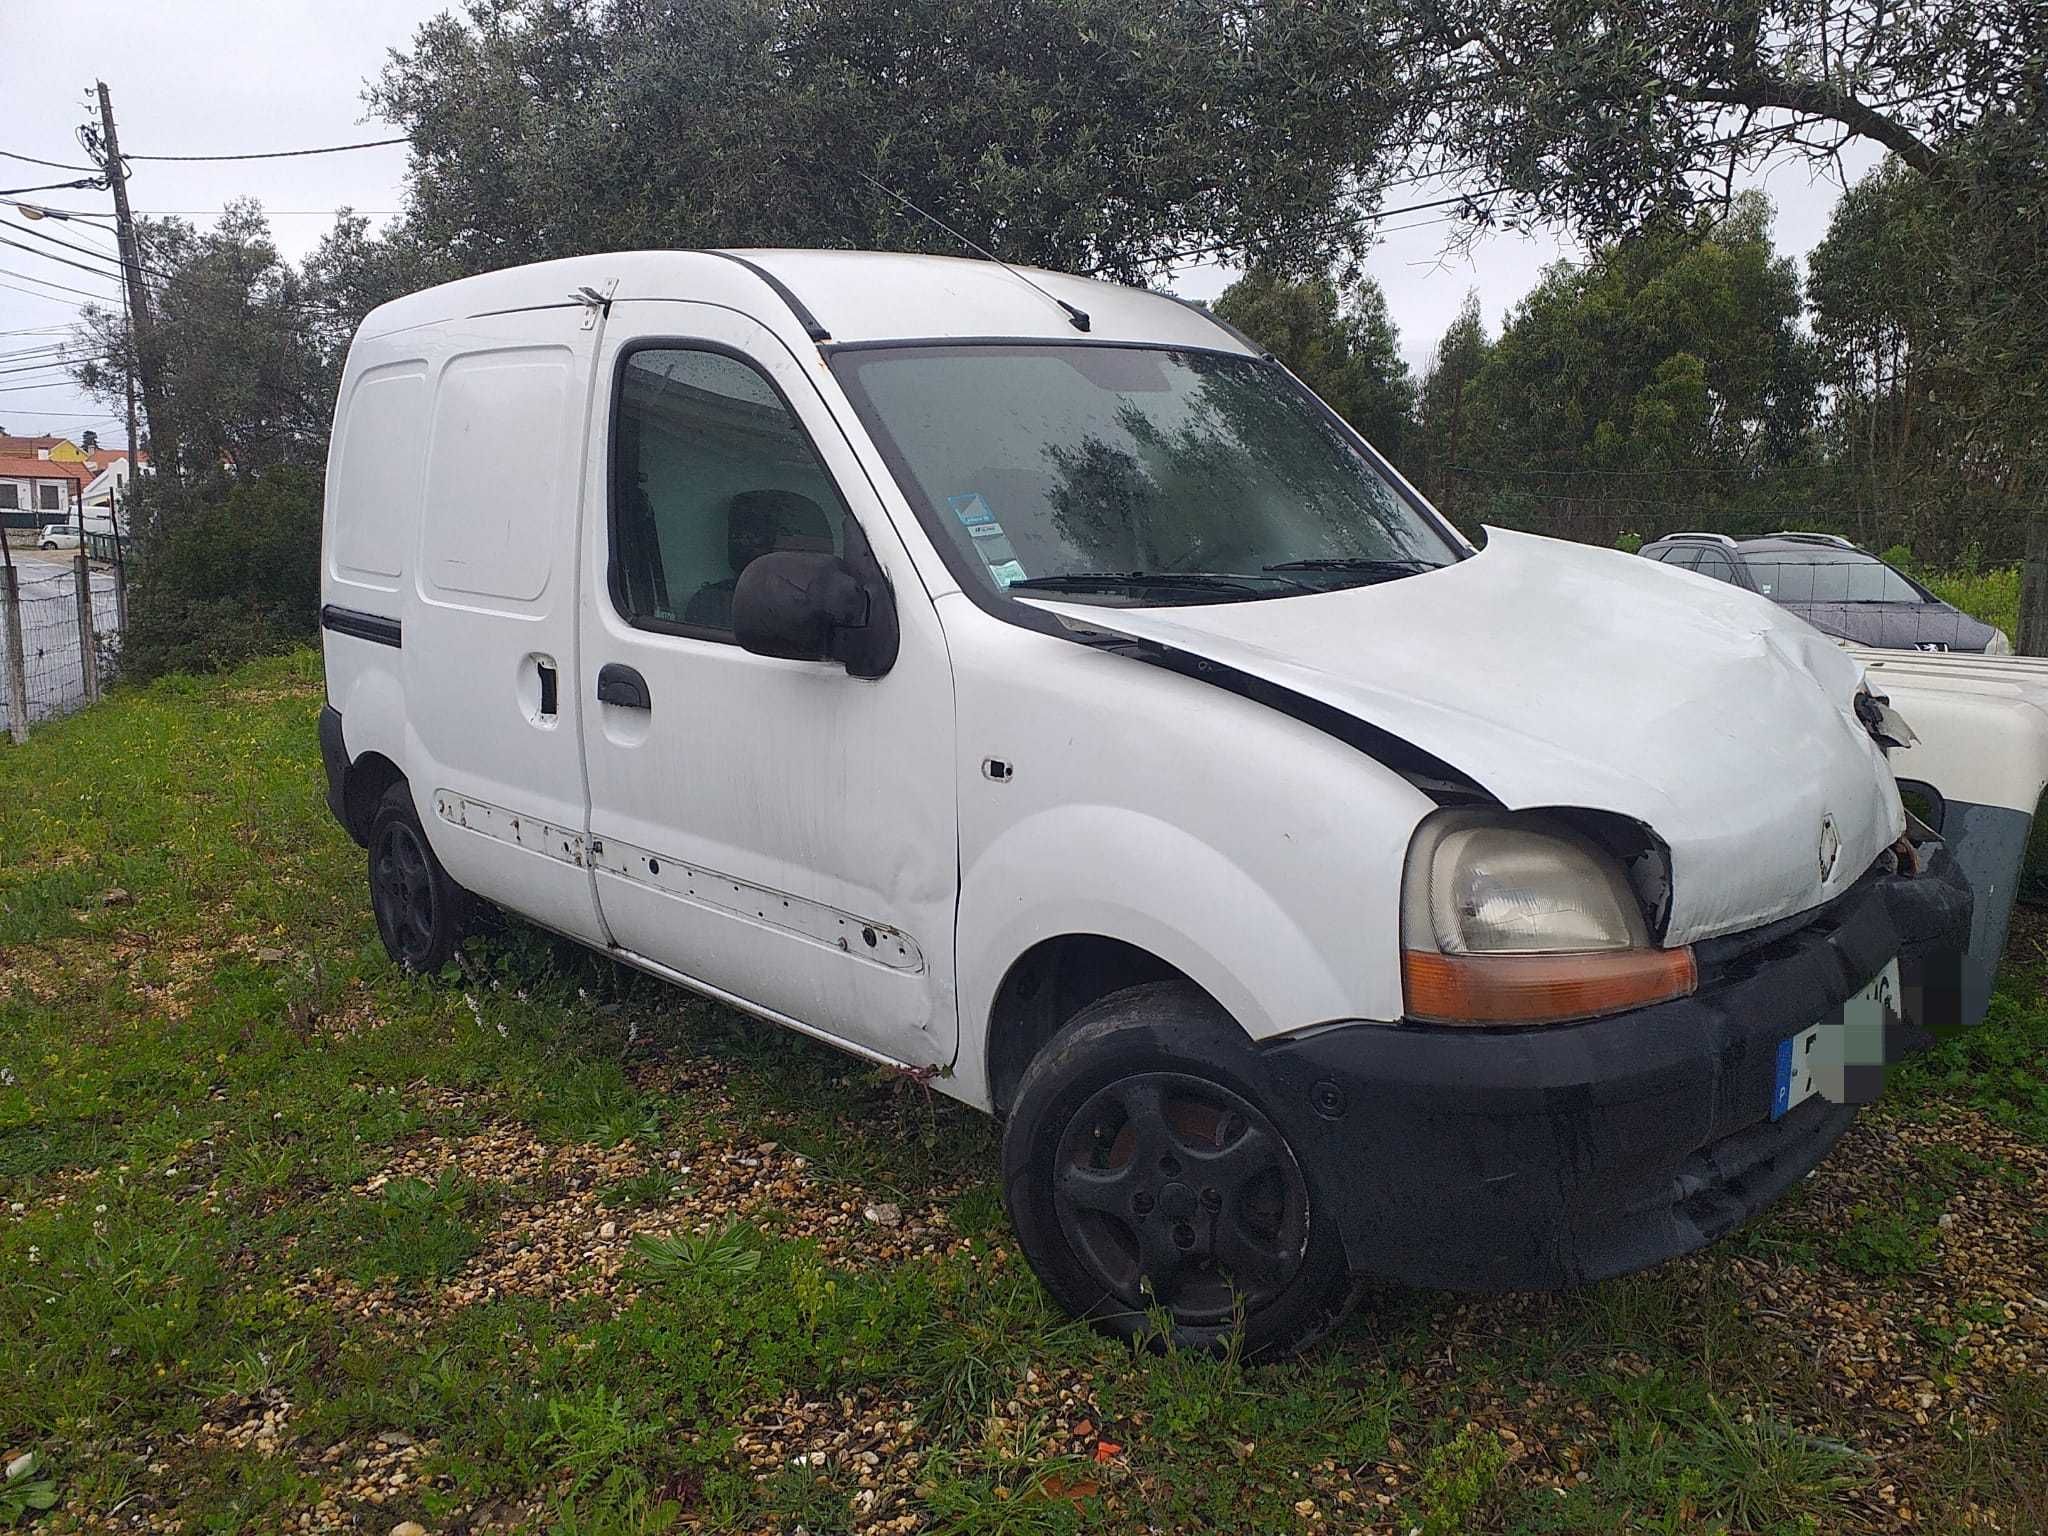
611,346,848,637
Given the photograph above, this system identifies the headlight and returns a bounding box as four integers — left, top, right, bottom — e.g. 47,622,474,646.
1986,629,2013,656
1401,810,1696,1026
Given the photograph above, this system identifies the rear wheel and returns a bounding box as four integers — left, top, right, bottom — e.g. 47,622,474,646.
367,783,471,974
1002,981,1356,1359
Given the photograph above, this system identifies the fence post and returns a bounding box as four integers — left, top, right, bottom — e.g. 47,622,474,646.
2,559,28,745
74,548,99,705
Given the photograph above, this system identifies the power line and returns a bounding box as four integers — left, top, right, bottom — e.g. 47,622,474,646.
0,278,95,308
0,266,122,304
122,135,409,162
2,219,134,276
0,353,109,380
0,178,106,198
0,233,130,283
0,148,102,173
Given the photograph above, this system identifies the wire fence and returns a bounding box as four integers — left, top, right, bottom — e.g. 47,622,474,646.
0,556,123,741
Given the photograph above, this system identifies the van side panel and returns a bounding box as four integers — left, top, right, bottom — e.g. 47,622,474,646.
942,594,1432,1110
322,343,428,816
328,362,427,590
402,309,606,945
323,304,608,947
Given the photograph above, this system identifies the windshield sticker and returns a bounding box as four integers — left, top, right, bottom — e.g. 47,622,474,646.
948,491,1028,587
948,492,997,527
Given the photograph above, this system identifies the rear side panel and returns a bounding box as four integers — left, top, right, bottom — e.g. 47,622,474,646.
323,303,606,945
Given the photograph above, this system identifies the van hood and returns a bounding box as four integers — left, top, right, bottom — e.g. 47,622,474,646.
1034,529,1904,945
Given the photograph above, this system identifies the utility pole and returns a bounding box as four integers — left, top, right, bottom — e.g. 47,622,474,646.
120,246,147,548
93,80,174,480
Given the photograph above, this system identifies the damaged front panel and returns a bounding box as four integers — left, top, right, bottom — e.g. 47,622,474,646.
1020,530,1906,945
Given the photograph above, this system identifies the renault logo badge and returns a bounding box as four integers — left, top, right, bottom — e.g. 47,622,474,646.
1818,814,1842,881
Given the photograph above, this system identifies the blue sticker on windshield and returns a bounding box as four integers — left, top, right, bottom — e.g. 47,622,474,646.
948,491,1027,585
949,492,997,527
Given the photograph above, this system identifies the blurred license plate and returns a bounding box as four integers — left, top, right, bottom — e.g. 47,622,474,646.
1772,958,1899,1120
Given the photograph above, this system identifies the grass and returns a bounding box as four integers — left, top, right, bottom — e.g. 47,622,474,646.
3,651,2046,1532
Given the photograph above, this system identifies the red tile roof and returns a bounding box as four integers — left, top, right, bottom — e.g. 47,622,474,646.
0,456,92,482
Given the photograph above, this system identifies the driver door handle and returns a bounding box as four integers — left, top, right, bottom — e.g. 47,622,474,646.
596,662,651,710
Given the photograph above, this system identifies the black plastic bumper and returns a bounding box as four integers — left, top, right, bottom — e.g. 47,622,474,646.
1254,849,1972,1291
318,704,362,846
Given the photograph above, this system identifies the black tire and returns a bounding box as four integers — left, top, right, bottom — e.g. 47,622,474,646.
367,782,472,975
1002,980,1358,1360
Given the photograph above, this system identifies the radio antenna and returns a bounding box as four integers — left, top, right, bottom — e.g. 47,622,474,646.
859,171,1090,333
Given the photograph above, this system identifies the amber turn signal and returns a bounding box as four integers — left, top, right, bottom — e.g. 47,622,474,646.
1402,945,1698,1026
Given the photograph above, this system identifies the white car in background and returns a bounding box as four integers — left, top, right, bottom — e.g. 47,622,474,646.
36,524,81,551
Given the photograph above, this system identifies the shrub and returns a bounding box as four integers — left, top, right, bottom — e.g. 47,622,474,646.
120,466,322,681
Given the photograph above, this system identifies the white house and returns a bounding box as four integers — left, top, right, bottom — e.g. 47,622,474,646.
0,454,91,534
80,450,148,533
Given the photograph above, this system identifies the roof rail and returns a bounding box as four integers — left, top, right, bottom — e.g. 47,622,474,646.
1658,531,1738,546
1764,531,1859,550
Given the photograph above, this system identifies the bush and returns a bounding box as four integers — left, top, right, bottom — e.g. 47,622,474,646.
1922,564,2018,638
120,466,322,681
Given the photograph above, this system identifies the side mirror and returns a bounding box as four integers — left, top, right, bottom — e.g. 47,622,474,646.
733,550,898,678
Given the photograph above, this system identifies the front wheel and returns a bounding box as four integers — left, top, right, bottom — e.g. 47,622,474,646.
1001,981,1357,1359
367,782,472,974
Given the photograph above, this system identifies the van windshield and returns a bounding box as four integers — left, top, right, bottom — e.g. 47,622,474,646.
831,343,1459,606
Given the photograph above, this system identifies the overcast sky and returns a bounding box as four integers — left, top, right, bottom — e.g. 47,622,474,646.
1,1,1883,450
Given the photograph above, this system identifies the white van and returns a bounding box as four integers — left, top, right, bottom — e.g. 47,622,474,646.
320,250,2021,1357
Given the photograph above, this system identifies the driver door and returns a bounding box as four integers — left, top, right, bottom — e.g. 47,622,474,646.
576,302,959,1068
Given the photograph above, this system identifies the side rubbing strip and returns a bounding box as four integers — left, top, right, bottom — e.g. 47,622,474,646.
1050,613,1492,804
320,604,402,648
705,251,832,343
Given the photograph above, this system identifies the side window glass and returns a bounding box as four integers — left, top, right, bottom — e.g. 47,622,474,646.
1662,547,1701,570
1694,552,1736,583
1757,560,1812,601
611,347,848,636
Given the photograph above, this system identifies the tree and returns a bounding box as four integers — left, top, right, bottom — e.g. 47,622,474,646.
65,203,434,674
72,202,331,503
1450,197,1817,543
1373,0,2047,638
1211,269,1414,457
117,465,324,680
368,0,1408,283
1409,291,1489,516
79,430,99,453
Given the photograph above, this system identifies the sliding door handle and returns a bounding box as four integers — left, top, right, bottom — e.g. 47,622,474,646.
596,662,651,710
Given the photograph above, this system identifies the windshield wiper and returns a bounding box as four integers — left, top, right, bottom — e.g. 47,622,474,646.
1262,557,1444,575
1005,571,1300,598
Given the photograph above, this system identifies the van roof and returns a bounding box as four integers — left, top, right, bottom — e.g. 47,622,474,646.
356,248,1257,355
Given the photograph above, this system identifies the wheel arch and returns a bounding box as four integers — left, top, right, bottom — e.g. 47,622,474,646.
342,750,406,846
984,934,1213,1116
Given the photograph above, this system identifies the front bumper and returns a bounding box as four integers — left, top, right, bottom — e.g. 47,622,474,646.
1255,848,1971,1291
